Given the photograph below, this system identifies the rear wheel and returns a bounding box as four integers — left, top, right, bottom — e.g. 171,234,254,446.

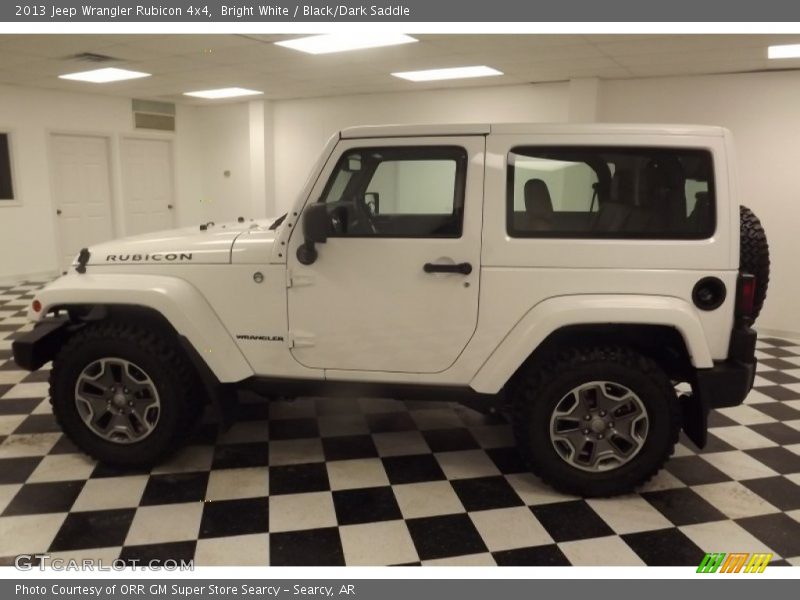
50,321,203,467
511,346,680,497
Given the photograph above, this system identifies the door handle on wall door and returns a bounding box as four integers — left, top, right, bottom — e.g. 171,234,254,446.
56,209,62,216
423,262,473,275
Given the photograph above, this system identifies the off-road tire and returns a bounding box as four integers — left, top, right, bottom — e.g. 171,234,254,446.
511,346,680,497
49,321,203,467
739,205,770,321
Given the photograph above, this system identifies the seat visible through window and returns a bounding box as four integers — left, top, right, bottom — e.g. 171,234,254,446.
523,178,554,231
507,146,715,239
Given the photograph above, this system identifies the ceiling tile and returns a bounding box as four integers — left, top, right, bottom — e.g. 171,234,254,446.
0,34,119,58
592,34,800,58
613,46,768,67
93,43,173,62
418,34,587,50
0,51,41,69
501,56,624,77
0,33,796,103
118,34,252,55
626,59,771,78
125,55,206,74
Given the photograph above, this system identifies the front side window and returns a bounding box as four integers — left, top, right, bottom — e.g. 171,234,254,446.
0,133,14,201
320,146,467,238
507,146,716,239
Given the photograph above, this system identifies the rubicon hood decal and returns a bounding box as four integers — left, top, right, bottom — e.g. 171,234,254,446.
105,253,194,262
79,218,282,267
82,226,241,266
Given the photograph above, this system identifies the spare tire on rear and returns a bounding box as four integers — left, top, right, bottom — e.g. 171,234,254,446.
739,205,770,321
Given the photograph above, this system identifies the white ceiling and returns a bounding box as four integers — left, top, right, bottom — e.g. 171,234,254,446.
0,34,799,103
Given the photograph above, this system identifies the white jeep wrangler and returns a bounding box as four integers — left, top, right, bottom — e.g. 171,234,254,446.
12,123,770,496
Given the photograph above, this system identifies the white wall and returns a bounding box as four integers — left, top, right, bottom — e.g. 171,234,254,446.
0,84,137,281
598,70,800,334
271,82,570,211
0,82,274,282
175,99,275,228
175,102,252,226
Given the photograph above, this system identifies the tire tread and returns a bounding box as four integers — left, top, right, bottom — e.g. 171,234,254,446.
49,320,201,466
511,345,680,497
739,205,770,321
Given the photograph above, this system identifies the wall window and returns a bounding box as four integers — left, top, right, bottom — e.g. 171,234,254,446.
0,133,14,201
319,146,467,238
507,146,715,239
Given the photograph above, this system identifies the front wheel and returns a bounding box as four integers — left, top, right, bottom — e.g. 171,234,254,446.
511,346,680,497
50,321,202,467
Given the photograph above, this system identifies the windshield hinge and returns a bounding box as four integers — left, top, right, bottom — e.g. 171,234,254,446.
286,269,314,288
287,331,315,348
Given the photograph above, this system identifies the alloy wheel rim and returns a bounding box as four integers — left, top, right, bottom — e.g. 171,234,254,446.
548,380,649,472
74,357,161,444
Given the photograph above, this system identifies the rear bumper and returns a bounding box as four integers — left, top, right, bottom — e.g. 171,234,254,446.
682,326,757,447
11,316,72,371
696,326,757,409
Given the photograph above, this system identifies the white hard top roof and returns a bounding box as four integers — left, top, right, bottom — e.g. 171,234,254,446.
340,122,728,139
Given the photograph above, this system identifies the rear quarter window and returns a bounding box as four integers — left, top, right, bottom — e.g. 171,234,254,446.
507,146,716,239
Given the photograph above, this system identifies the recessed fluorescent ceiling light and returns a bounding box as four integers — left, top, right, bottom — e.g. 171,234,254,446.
183,87,263,99
58,67,151,83
768,44,800,59
275,33,417,55
392,66,503,82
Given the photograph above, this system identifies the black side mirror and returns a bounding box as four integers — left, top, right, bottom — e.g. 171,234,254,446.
296,203,329,265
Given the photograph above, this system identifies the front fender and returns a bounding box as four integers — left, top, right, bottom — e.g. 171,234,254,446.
470,294,714,394
31,273,254,383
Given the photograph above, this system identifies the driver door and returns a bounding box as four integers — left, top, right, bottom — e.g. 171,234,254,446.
286,136,485,374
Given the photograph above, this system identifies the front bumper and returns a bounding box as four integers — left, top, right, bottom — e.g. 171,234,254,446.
682,326,757,447
11,316,72,371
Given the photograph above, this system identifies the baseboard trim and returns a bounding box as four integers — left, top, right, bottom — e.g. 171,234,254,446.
756,327,800,342
0,271,58,286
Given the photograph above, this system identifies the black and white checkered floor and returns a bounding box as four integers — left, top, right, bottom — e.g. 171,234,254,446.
1,280,799,567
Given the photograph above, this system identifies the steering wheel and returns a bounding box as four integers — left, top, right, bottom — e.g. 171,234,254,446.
329,205,348,235
351,194,378,234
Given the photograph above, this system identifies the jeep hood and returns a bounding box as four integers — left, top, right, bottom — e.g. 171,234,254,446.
82,218,279,266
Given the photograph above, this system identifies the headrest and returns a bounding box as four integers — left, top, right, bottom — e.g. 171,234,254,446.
524,178,553,218
643,156,685,192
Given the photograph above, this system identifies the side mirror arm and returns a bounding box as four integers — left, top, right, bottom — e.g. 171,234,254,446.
296,240,318,266
296,204,329,265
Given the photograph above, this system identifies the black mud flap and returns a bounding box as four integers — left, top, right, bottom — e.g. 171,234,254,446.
177,335,239,430
680,393,708,449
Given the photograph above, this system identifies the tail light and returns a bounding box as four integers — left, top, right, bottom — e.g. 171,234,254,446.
736,274,756,320
31,299,42,313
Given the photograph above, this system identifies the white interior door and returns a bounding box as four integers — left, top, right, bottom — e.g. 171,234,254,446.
121,138,175,236
51,134,114,271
